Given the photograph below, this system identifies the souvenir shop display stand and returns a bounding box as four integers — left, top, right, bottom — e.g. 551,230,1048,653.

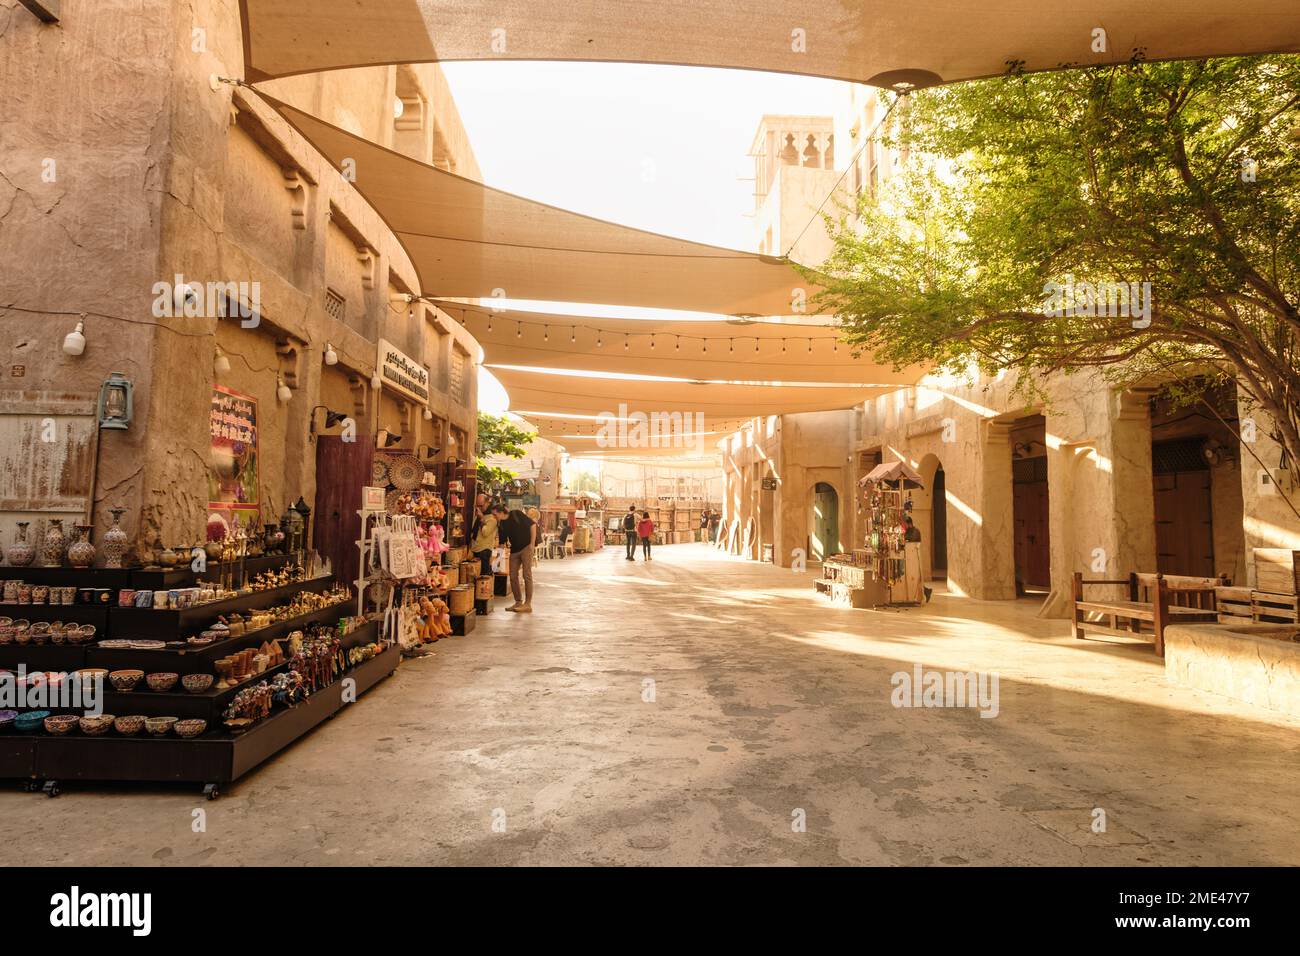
0,549,395,799
815,461,925,609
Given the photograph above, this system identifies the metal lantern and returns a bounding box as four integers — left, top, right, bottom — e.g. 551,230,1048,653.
290,495,312,551
97,372,133,429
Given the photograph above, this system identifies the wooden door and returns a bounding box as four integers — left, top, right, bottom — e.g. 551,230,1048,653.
313,436,375,591
1013,478,1051,589
1154,471,1214,577
811,483,839,561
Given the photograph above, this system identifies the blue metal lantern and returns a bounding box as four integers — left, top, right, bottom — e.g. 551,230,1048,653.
97,372,133,429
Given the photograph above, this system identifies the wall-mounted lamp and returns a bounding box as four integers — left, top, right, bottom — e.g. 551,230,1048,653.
97,372,133,430
416,444,440,461
276,377,292,403
62,320,86,356
423,407,433,421
323,343,338,366
309,405,350,437
370,373,383,390
214,347,231,376
378,429,402,448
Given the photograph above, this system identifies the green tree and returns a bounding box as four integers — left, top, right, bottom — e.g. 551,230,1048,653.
475,412,536,489
815,56,1300,470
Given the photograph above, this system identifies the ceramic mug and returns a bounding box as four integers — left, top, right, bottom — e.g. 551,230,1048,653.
31,585,48,605
16,585,31,605
60,586,77,605
2,581,19,602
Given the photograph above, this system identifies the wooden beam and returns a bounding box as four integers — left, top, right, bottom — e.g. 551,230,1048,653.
18,0,60,23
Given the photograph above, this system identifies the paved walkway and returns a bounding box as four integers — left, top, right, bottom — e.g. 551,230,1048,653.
3,543,1298,865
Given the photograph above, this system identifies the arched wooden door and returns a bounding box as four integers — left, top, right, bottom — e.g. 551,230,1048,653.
811,482,839,561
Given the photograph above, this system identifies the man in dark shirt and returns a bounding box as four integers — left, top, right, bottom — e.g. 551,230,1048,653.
493,504,537,612
622,506,638,561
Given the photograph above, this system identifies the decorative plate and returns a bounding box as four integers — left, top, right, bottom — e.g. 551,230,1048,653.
385,488,405,514
370,458,390,484
127,639,167,650
388,455,424,491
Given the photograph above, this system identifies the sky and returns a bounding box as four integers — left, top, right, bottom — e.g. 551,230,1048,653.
445,61,851,414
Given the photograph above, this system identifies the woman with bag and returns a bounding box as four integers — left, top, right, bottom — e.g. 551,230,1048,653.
471,494,498,576
637,511,654,561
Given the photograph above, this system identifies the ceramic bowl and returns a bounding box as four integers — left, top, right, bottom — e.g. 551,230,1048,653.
144,716,178,737
113,715,145,736
108,669,144,692
0,626,14,646
223,717,253,735
74,668,108,688
146,672,179,693
78,714,115,736
181,674,213,694
15,710,51,733
0,709,17,731
48,623,67,645
174,719,207,739
44,714,79,735
13,629,31,646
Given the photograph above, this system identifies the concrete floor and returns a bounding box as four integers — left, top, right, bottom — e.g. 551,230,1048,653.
3,543,1298,866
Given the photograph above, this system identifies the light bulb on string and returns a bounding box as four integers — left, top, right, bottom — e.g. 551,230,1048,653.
596,333,603,347
808,338,813,353
675,336,680,351
543,326,549,342
487,316,493,332
781,339,787,352
702,339,707,353
624,333,629,350
571,326,576,343
754,338,760,353
650,335,655,350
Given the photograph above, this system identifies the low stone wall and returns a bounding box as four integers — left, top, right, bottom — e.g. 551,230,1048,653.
1164,621,1300,716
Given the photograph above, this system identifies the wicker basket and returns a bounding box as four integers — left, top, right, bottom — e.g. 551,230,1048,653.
448,585,473,615
474,576,494,600
459,560,480,585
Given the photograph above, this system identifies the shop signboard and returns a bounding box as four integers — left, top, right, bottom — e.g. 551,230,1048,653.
207,385,260,532
523,494,541,508
761,477,778,491
362,486,386,511
377,337,430,404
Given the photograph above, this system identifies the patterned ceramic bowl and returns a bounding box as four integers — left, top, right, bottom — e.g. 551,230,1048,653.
181,674,213,694
146,672,179,693
44,714,79,735
78,714,115,736
14,710,50,733
144,716,177,737
108,670,144,692
174,719,207,739
113,715,145,736
0,709,17,731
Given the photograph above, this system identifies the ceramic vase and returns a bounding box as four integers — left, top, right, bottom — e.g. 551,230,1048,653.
101,508,128,569
40,519,66,568
66,525,96,568
5,522,35,567
157,544,178,568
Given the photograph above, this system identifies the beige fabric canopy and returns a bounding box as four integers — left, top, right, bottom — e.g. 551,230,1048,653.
264,96,816,315
240,0,1300,86
488,364,888,422
436,302,924,385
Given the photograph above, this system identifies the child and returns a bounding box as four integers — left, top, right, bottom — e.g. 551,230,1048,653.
637,511,654,560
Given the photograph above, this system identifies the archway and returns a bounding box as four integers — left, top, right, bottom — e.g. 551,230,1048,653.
810,482,839,561
915,454,949,585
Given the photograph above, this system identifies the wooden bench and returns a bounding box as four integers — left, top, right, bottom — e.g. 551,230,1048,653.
1072,572,1226,656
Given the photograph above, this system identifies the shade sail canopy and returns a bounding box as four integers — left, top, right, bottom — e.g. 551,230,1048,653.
265,97,817,315
240,1,1300,86
437,302,925,385
489,365,885,422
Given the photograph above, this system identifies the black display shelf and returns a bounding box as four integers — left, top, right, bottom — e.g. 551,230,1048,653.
107,575,335,640
87,598,355,673
0,566,133,588
475,597,492,615
0,604,109,627
451,611,476,636
92,620,381,722
25,643,400,793
129,551,295,590
0,643,89,672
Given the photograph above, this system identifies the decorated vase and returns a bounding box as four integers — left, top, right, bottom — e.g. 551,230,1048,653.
5,522,35,567
66,525,96,568
40,519,66,567
101,508,129,569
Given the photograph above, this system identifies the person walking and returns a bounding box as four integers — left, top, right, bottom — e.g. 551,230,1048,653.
470,494,498,577
556,518,570,559
493,502,537,612
637,510,654,560
622,505,638,561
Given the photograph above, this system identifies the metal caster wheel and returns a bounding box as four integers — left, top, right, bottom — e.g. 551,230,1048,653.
203,783,220,801
42,780,61,798
21,780,38,793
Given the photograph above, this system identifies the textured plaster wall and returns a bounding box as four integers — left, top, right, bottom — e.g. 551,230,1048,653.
1,0,481,560
0,0,176,554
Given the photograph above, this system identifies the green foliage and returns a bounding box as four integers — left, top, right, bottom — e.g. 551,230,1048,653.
475,412,536,491
815,55,1300,464
476,412,535,459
